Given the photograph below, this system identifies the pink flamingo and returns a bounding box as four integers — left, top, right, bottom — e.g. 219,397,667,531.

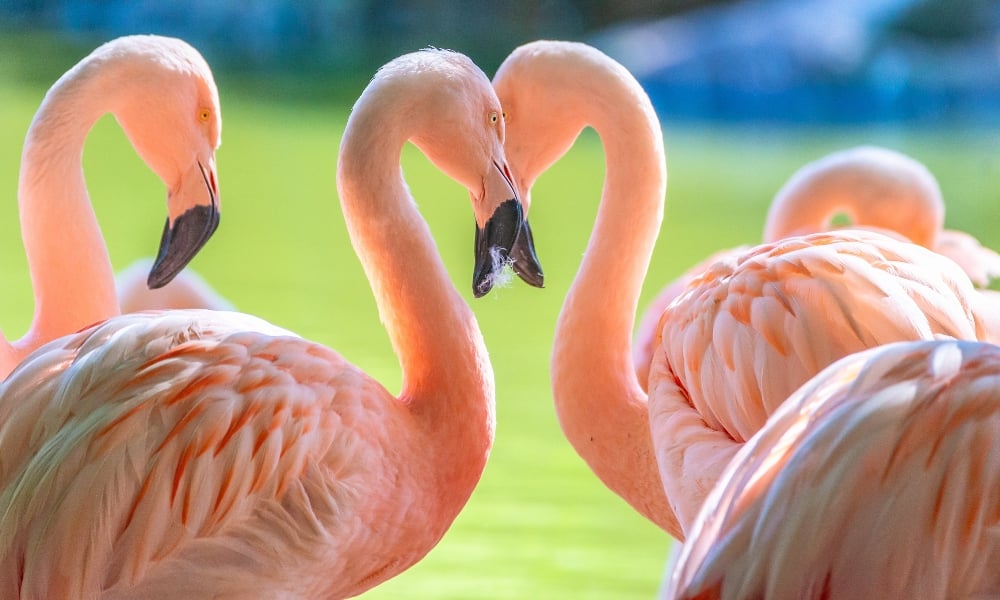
765,144,1000,287
116,258,234,313
1,35,222,379
496,41,988,540
648,229,987,535
634,144,1000,388
0,48,530,598
494,40,678,535
664,339,1000,599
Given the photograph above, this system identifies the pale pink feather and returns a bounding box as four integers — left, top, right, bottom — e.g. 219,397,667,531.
664,339,1000,599
649,228,988,534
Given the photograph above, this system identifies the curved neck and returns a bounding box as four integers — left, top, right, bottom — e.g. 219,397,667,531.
337,108,495,497
550,94,680,536
2,68,119,377
763,158,945,248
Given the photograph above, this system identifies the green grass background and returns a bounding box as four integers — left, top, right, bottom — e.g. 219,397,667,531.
2,34,1000,598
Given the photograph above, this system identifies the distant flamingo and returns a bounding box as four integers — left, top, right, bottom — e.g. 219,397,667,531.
664,339,1000,599
634,144,1000,388
0,48,529,598
765,144,1000,287
116,258,234,313
496,41,989,541
0,35,222,379
494,40,679,535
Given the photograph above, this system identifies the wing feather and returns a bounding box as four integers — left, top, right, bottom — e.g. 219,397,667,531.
667,340,1000,600
656,230,981,443
0,310,399,598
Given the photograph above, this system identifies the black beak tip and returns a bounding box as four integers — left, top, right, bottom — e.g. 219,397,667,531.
147,204,220,289
510,220,544,288
472,198,523,297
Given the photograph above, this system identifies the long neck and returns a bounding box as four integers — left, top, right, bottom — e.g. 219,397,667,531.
763,160,944,248
2,69,119,376
337,113,495,500
550,94,680,536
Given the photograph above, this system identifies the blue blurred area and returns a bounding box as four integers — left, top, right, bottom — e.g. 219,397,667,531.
3,0,999,124
0,0,588,73
593,0,1000,124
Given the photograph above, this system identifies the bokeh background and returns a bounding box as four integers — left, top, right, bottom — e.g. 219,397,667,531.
1,1,999,598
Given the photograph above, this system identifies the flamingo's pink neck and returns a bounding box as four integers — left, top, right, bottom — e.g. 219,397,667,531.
763,146,945,248
548,68,680,536
3,61,119,379
336,98,495,505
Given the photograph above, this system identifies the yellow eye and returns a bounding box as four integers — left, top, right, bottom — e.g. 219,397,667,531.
489,111,499,125
502,111,508,120
199,108,211,122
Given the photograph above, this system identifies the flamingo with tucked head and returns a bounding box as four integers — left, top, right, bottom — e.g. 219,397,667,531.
664,339,1000,599
0,48,535,598
1,35,221,379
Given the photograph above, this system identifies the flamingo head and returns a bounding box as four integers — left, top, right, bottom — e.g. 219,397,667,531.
98,35,222,289
492,42,612,290
401,49,543,296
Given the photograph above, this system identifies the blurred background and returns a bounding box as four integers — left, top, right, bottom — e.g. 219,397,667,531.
1,1,999,598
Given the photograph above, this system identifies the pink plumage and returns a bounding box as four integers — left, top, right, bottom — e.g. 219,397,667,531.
664,339,1000,599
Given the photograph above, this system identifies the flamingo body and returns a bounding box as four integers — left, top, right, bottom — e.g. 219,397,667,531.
665,339,1000,600
0,310,444,598
648,228,986,533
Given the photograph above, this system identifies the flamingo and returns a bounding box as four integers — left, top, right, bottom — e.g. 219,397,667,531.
634,144,1000,388
494,40,678,535
0,48,531,598
765,144,1000,287
1,35,222,379
647,228,989,535
496,40,988,541
116,258,234,313
663,339,1000,599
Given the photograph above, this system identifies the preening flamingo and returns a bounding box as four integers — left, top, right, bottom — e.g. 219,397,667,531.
0,35,222,379
493,40,679,536
664,339,1000,599
0,48,529,598
116,258,234,313
634,144,1000,388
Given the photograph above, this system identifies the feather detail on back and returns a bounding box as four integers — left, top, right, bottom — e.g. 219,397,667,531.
0,310,416,599
649,228,987,534
665,340,1000,600
656,229,982,444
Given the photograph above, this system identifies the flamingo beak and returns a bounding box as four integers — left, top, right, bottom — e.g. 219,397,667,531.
148,159,221,289
510,219,544,288
472,160,527,297
473,197,521,298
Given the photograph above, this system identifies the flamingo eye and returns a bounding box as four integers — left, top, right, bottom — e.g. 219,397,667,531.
489,111,499,125
199,108,211,122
